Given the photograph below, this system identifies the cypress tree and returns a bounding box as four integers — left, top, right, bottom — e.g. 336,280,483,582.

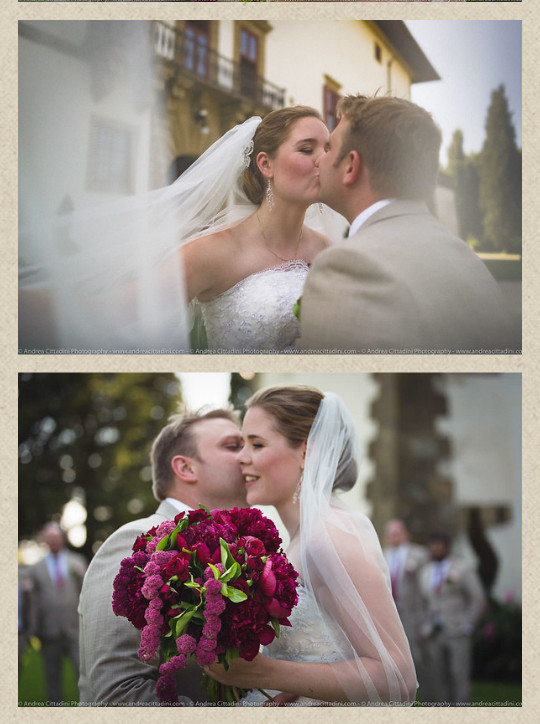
478,85,521,253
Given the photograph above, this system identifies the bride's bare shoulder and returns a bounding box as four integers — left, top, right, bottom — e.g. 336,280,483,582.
181,222,251,301
183,226,239,260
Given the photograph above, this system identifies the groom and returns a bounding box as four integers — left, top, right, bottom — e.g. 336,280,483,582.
298,94,519,354
78,409,246,705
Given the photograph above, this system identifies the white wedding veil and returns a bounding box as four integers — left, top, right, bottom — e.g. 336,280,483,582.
19,110,262,353
19,20,347,354
300,393,417,704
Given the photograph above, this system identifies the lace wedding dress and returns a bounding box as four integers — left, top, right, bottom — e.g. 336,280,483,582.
242,584,345,706
198,260,308,353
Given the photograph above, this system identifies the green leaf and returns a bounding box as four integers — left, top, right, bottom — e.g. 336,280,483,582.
219,538,237,570
270,618,281,638
207,563,221,580
223,586,248,603
198,503,211,514
220,540,230,569
176,516,189,532
221,561,241,584
156,535,170,551
174,608,196,637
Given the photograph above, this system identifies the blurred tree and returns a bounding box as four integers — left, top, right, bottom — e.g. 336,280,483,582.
446,131,483,244
229,373,259,419
18,373,182,561
478,85,522,253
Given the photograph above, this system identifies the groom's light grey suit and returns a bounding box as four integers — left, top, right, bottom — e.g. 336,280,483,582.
78,499,207,705
298,201,519,354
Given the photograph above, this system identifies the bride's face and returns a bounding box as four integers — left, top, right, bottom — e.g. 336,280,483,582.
237,406,305,508
268,117,329,206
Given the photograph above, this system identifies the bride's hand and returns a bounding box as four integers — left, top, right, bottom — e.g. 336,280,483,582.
204,653,271,689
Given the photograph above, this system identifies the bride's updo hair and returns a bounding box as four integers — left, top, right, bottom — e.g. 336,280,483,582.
242,107,324,206
245,385,357,492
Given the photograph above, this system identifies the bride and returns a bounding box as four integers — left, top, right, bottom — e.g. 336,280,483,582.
205,386,417,705
19,108,342,354
184,107,331,353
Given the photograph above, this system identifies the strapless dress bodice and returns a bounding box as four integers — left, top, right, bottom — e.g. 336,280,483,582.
242,584,345,706
198,261,308,353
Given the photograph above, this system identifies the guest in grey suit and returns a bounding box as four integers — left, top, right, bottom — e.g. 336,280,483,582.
298,94,519,354
384,519,429,698
78,409,247,706
418,532,486,705
27,522,87,704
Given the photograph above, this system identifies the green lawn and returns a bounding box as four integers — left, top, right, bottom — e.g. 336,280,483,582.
19,642,522,707
414,680,521,707
19,644,78,706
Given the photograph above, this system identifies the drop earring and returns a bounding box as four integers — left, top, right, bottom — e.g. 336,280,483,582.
266,179,274,212
292,471,303,504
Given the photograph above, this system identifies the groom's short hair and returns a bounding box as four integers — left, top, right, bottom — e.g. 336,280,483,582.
151,409,238,500
336,95,442,202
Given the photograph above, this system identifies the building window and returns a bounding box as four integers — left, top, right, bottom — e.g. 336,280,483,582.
240,28,259,99
324,84,341,132
184,21,210,78
374,42,382,64
87,118,134,195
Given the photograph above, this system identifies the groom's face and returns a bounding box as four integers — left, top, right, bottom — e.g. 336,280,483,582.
317,118,349,212
190,418,247,510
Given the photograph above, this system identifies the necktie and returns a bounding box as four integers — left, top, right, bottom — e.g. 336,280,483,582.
432,562,445,593
53,556,64,588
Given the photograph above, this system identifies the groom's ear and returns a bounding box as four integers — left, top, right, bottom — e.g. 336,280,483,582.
343,150,362,186
170,455,198,484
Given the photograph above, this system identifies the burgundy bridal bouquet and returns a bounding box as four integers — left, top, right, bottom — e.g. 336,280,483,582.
112,506,298,705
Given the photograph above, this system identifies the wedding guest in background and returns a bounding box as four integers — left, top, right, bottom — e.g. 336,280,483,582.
78,410,247,705
384,519,429,699
418,532,486,705
18,566,36,674
27,522,87,705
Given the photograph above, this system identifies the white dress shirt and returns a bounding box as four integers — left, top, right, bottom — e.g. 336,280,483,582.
348,199,393,238
164,498,193,516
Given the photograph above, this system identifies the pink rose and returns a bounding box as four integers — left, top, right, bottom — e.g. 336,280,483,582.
259,626,276,646
163,553,190,581
264,597,292,619
244,536,266,556
191,542,211,565
246,555,264,571
260,559,277,597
